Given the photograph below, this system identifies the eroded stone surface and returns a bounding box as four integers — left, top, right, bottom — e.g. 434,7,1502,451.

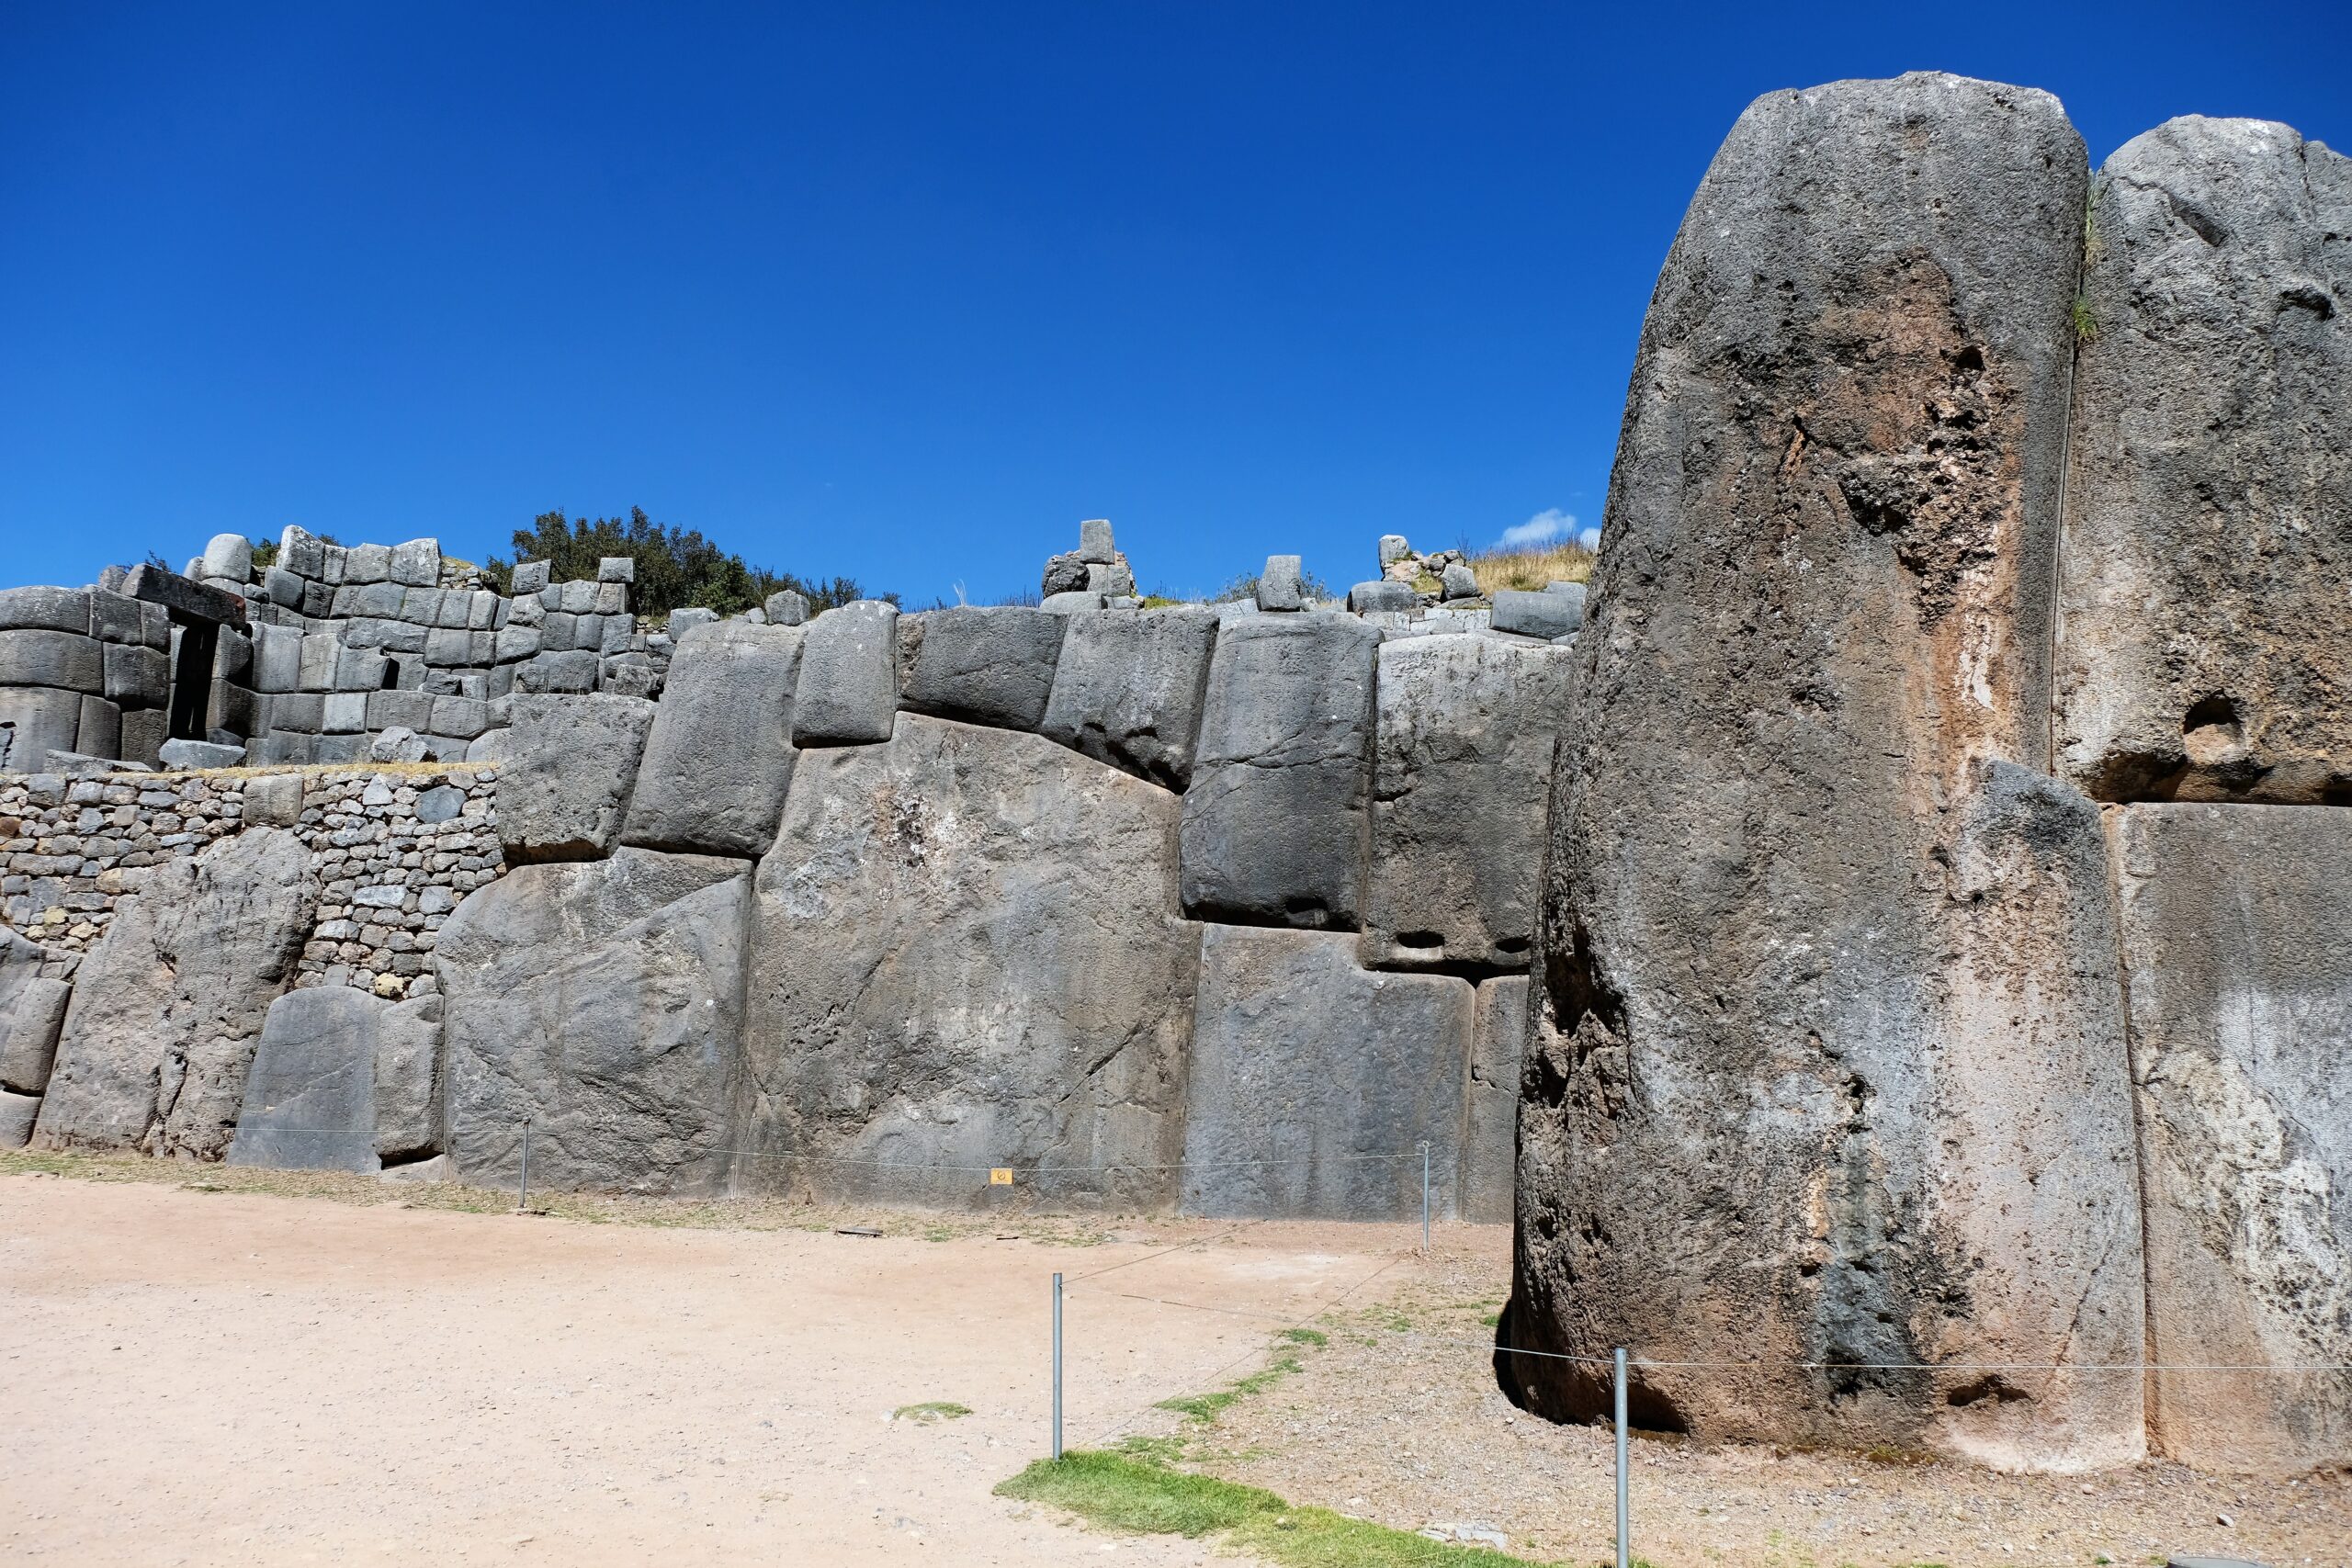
496,693,656,863
621,620,802,858
1038,607,1219,790
900,606,1066,732
228,987,443,1172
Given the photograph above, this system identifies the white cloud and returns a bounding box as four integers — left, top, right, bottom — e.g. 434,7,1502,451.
1495,508,1577,550
1577,525,1600,551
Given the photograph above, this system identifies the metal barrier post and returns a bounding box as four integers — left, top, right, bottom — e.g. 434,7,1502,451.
1419,1141,1430,1252
1613,1345,1630,1568
517,1117,532,1212
1051,1271,1064,1460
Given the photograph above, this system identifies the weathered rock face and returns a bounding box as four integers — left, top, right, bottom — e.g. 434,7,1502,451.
742,716,1197,1210
791,599,898,746
1038,607,1220,790
227,987,443,1173
0,929,68,1095
900,605,1066,731
1362,636,1567,972
620,620,802,858
1182,924,1471,1220
1180,613,1379,929
436,849,750,1195
2109,804,2352,1475
1511,77,2145,1469
34,828,316,1158
495,693,656,863
2057,118,2352,805
0,1090,37,1147
1463,976,1527,1225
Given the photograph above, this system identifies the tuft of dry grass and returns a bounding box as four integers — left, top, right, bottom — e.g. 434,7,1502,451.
1467,543,1595,597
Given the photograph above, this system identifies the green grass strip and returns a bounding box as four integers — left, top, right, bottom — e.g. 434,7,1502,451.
997,1450,1557,1566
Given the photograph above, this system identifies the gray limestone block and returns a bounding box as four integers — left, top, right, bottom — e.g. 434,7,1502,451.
515,649,600,694
1257,555,1305,612
901,605,1066,732
118,707,167,769
1040,591,1104,615
334,647,387,692
2108,804,2352,1475
0,586,93,635
621,620,803,858
791,599,899,746
0,687,83,772
440,849,750,1195
512,560,550,595
495,625,543,663
158,737,247,769
432,694,492,739
242,772,305,827
1362,635,1568,971
311,732,368,764
558,580,597,615
1462,976,1526,1225
1179,612,1378,929
597,555,635,583
398,586,445,625
741,716,1198,1211
340,617,389,649
466,590,500,630
1181,924,1471,1221
252,624,302,694
1041,553,1090,597
319,544,347,584
2056,119,2352,805
279,525,323,578
300,581,332,617
0,1090,37,1149
329,585,359,618
1489,589,1583,640
1079,517,1116,564
353,580,407,618
764,589,808,626
496,692,658,863
390,538,440,587
102,643,168,709
201,533,252,583
298,633,339,692
213,626,253,683
271,692,325,733
432,592,471,628
0,629,103,694
322,691,368,733
416,783,464,822
367,688,435,732
1349,581,1415,614
1083,561,1131,596
1378,535,1412,567
424,626,476,666
33,827,315,1158
540,611,578,651
1038,606,1220,790
90,590,166,649
76,694,119,758
594,614,633,655
1509,76,2114,1466
602,660,660,700
345,542,391,583
0,929,69,1095
228,987,442,1173
379,622,427,656
1440,560,1480,600
666,605,718,636
594,581,628,615
262,567,304,608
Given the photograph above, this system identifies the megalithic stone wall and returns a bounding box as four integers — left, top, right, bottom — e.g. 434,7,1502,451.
1508,73,2151,1470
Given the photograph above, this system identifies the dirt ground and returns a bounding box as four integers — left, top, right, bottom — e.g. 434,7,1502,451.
3,1164,2345,1568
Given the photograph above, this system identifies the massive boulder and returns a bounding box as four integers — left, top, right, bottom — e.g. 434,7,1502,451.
1038,606,1220,790
1510,77,2147,1470
495,693,656,863
2108,804,2352,1475
620,620,803,858
741,715,1198,1210
1361,636,1567,971
227,987,444,1173
0,928,68,1096
791,599,898,746
435,849,751,1195
1181,924,1472,1221
900,605,1067,731
1179,613,1378,928
34,828,316,1158
2056,118,2352,805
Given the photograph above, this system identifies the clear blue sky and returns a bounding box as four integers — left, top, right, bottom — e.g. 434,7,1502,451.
3,5,2340,604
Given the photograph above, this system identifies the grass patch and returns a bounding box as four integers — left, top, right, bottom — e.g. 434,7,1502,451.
1468,541,1594,595
2071,290,2098,344
1281,1326,1329,1348
892,1401,972,1423
997,1450,1554,1565
1158,1352,1305,1423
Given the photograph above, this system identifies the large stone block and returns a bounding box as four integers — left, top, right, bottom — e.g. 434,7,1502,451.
1510,78,2141,1470
495,693,656,863
2108,804,2352,1475
0,686,84,773
1463,976,1526,1225
0,586,92,635
1179,612,1378,928
228,987,444,1173
621,620,804,858
1363,635,1567,971
742,716,1198,1211
900,605,1066,731
438,849,751,1194
390,538,441,587
1037,607,1219,790
200,533,251,583
0,930,68,1095
791,600,898,745
1181,924,1471,1220
0,1090,37,1148
33,828,316,1158
2056,119,2352,804
101,642,167,709
0,629,102,694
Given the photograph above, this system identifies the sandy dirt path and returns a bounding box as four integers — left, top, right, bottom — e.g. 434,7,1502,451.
0,1172,1412,1567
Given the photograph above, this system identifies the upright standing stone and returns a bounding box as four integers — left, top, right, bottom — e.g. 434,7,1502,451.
228,987,444,1173
33,829,316,1158
1180,613,1378,929
1181,924,1472,1221
1462,976,1527,1224
2109,804,2352,1476
1363,636,1567,971
621,620,804,859
741,716,1198,1211
1038,607,1220,790
199,534,252,583
791,600,898,746
1256,555,1305,612
1078,518,1116,564
0,930,69,1096
2056,118,2352,804
1510,76,2143,1470
495,693,656,863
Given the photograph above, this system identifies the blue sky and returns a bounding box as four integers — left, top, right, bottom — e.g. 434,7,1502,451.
2,5,2341,604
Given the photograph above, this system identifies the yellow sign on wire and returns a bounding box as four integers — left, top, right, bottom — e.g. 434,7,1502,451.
989,1168,1015,1186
